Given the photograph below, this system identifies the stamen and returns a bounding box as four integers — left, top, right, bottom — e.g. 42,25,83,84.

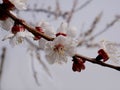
54,44,65,55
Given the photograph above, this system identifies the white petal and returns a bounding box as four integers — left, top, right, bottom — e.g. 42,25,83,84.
38,20,50,27
46,54,56,64
67,26,77,37
0,18,14,31
53,35,67,45
39,38,47,49
2,33,14,41
38,20,55,37
57,22,68,34
9,0,27,10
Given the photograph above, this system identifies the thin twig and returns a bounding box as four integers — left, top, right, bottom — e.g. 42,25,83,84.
75,0,92,12
0,5,54,41
21,0,92,21
0,47,6,90
89,16,120,41
30,51,40,86
84,12,102,36
75,54,120,71
0,47,6,79
1,4,120,72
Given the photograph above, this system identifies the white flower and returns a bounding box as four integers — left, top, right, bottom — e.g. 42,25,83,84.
38,20,55,49
100,40,120,64
0,18,14,31
45,36,77,64
9,0,27,10
2,31,34,46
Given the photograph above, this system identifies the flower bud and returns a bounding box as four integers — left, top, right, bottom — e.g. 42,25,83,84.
96,49,109,62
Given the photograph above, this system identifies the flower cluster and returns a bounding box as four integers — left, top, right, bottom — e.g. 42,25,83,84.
0,0,35,46
96,40,120,64
1,0,120,73
2,23,34,46
38,21,78,64
0,0,27,30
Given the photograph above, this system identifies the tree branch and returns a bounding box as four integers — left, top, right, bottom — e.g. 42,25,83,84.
0,5,54,41
75,54,120,71
0,4,120,72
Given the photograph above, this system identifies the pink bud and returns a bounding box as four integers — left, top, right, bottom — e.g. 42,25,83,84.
11,25,25,34
96,49,109,62
34,27,44,40
72,57,86,72
56,32,67,37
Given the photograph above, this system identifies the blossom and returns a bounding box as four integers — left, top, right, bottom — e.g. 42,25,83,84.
2,24,34,46
9,0,27,10
44,22,78,64
38,20,55,49
0,11,16,31
0,17,14,31
96,40,120,63
3,0,27,10
72,57,86,72
3,31,34,46
45,35,77,64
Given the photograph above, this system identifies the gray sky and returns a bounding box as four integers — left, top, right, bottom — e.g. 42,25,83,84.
0,0,120,90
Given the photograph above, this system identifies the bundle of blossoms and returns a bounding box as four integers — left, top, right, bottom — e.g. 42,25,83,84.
0,0,120,74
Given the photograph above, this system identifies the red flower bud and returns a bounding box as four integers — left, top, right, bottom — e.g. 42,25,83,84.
34,27,44,40
12,24,25,34
96,49,109,62
56,32,67,37
72,57,86,72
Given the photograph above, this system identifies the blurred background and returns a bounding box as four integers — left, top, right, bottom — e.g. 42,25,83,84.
0,0,120,90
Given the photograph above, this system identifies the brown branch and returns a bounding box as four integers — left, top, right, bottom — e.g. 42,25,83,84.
1,4,120,72
75,54,120,71
0,5,54,41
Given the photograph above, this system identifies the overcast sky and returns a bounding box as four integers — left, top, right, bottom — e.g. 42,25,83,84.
0,0,120,90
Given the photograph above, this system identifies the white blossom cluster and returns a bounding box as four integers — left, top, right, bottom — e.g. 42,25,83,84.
37,21,78,64
0,0,120,66
1,0,34,45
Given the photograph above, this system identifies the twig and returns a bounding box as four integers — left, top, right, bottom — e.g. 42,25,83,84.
21,0,92,21
0,47,6,90
88,16,120,41
75,54,120,71
0,4,120,72
30,51,40,86
0,47,6,79
84,12,102,36
0,5,54,41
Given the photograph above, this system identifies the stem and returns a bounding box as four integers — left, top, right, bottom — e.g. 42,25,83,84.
75,54,120,71
0,4,120,72
0,5,54,41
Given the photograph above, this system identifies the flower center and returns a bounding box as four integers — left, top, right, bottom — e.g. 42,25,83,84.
54,44,65,55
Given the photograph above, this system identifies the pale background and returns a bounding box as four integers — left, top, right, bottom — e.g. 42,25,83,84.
0,0,120,90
